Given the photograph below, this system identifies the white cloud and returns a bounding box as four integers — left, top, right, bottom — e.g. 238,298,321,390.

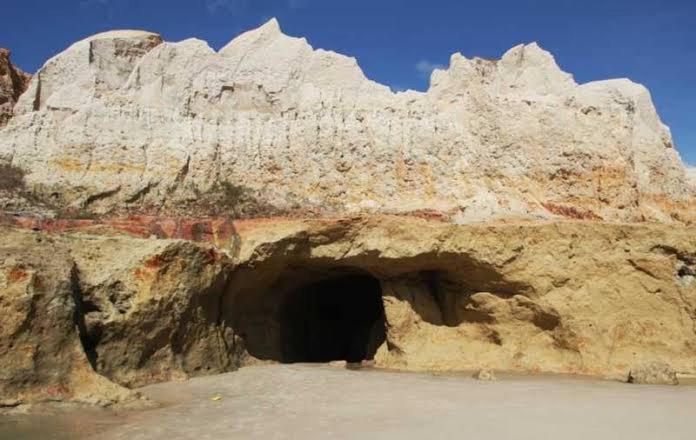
415,60,445,78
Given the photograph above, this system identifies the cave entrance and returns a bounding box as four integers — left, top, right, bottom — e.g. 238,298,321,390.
278,273,386,363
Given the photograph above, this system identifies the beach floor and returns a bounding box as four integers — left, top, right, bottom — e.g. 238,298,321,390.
3,364,696,439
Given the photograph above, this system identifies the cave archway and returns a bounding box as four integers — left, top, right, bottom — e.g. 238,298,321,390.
278,273,386,363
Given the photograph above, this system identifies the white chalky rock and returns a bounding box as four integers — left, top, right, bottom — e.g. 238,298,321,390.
0,19,693,222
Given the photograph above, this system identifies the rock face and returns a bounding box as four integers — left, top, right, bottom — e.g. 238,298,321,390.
0,48,31,128
0,227,240,406
229,217,696,379
0,20,693,222
0,230,138,407
70,235,239,388
1,216,695,405
1,20,695,407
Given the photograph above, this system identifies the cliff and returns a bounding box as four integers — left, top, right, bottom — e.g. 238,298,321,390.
1,21,695,408
0,19,692,223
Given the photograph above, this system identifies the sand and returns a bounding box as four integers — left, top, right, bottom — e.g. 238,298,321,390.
3,364,696,439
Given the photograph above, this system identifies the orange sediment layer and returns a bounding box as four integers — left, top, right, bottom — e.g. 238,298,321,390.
0,214,237,248
0,208,455,247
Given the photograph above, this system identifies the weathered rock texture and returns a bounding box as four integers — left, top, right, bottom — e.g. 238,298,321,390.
70,235,239,388
229,216,696,379
0,48,31,128
1,20,695,407
0,226,239,406
687,167,696,187
2,216,695,405
0,20,693,222
6,213,696,402
628,361,679,385
0,230,137,407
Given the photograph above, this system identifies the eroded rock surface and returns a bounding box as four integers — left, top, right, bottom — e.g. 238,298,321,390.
227,216,696,379
0,20,693,222
2,216,695,405
0,48,31,128
0,227,240,406
0,231,138,407
70,235,239,388
1,20,695,407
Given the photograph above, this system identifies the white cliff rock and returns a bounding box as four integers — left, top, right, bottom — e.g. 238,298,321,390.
687,167,696,187
0,19,693,222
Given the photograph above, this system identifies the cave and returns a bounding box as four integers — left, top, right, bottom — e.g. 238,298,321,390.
277,273,386,363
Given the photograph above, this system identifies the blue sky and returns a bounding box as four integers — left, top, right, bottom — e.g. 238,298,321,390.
2,0,695,165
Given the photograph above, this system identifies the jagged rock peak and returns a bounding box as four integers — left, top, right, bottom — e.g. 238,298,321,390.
13,29,163,116
429,42,575,98
219,17,284,54
82,29,161,41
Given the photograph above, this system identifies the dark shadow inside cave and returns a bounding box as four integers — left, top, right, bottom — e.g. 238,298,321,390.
278,273,386,363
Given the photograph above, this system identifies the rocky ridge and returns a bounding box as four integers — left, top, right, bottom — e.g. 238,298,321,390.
0,19,693,223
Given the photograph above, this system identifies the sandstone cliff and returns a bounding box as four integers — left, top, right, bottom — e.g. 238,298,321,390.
231,217,696,378
0,227,238,406
2,217,695,406
0,48,31,128
0,20,693,223
1,20,695,408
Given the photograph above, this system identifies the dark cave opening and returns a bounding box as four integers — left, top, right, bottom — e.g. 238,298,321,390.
278,273,386,363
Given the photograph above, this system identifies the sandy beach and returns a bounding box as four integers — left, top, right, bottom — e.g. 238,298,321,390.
4,364,696,439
